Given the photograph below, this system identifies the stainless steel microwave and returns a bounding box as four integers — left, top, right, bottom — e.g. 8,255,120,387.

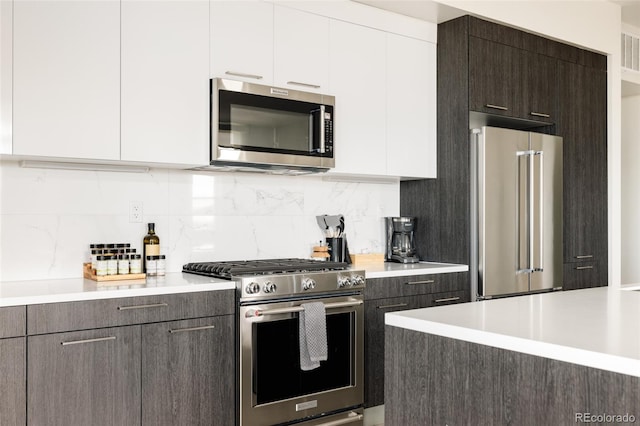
209,78,335,174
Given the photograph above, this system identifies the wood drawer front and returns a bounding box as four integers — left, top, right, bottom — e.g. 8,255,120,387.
0,306,26,338
563,262,607,291
27,290,235,335
430,290,468,307
365,272,468,300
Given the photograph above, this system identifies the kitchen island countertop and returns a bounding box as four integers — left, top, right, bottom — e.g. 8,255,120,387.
0,273,235,307
386,286,640,377
359,261,468,279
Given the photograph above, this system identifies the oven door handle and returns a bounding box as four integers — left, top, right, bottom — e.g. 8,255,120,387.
245,300,363,318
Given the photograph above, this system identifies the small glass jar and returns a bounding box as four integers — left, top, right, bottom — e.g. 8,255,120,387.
107,255,118,275
130,254,142,274
146,255,157,276
90,249,103,270
156,255,166,276
96,255,108,276
118,254,130,275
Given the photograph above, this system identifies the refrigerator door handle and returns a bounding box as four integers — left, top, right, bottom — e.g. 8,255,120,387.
517,150,535,274
534,151,544,272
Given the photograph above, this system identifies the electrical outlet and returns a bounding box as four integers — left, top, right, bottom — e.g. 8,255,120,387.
129,201,143,223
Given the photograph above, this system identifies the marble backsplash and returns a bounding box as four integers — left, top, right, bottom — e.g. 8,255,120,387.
0,160,399,281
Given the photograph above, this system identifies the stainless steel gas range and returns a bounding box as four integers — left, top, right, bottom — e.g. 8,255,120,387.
183,259,365,426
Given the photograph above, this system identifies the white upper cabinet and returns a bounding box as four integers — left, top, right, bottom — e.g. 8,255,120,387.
0,0,12,155
211,1,273,84
386,34,437,179
274,6,329,93
12,0,120,160
121,0,209,165
329,20,386,176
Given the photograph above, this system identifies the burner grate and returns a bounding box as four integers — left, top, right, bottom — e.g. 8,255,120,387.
182,258,348,279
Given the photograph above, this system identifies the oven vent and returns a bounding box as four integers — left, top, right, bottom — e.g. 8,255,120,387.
622,31,640,73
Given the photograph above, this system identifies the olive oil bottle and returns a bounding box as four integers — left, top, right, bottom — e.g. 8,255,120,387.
143,222,160,272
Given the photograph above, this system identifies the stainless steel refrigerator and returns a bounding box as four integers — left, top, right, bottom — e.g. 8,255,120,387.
471,126,563,299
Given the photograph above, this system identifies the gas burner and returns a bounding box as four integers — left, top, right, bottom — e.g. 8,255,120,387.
182,258,348,280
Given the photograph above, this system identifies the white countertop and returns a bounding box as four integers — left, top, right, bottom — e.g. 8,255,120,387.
386,287,640,377
0,273,235,307
360,261,468,279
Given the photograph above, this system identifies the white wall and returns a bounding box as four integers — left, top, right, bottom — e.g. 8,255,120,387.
436,0,623,286
621,95,640,284
0,160,398,281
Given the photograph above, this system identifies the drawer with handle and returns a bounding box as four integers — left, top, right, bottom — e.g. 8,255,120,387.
0,306,26,338
364,272,468,300
27,290,235,335
430,290,468,307
563,262,607,290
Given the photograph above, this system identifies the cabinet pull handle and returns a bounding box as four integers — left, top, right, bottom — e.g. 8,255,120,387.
575,266,594,270
225,71,263,80
315,412,364,426
376,303,409,310
530,111,551,118
405,280,435,285
61,336,116,346
485,104,508,111
169,325,216,334
575,255,594,259
434,297,460,303
117,302,168,311
287,81,321,89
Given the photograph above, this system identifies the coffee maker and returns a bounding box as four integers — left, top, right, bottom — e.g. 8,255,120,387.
385,217,419,263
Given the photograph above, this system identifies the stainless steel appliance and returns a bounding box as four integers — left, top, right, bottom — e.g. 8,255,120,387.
471,126,563,299
182,259,365,426
385,217,419,263
206,78,335,174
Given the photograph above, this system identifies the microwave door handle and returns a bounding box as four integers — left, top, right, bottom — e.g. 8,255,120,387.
319,105,326,154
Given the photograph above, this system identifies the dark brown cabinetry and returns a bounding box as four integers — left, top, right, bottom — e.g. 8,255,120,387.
401,15,607,293
25,290,236,426
469,37,557,123
0,306,26,426
558,61,608,288
142,316,235,426
364,272,468,407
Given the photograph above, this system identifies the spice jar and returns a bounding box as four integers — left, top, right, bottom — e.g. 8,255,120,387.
130,254,142,274
146,255,157,276
107,255,118,275
156,255,166,276
96,255,108,276
118,254,130,275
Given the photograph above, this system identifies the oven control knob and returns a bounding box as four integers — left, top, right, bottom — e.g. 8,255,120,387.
302,278,316,291
246,282,261,294
263,281,277,294
352,275,365,286
337,276,352,288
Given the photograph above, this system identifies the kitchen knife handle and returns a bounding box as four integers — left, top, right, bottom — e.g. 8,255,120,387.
485,104,508,111
61,336,116,346
117,302,168,311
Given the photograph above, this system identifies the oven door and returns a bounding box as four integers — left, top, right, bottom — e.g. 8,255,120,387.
211,78,335,170
239,294,363,426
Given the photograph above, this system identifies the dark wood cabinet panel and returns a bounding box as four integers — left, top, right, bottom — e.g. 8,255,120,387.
27,326,141,426
142,315,235,426
364,294,431,407
521,49,557,122
0,306,26,338
558,61,608,273
563,261,607,290
365,272,468,300
0,337,26,426
469,36,521,117
28,289,235,334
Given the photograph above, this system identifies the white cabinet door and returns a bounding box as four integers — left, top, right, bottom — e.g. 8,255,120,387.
211,1,273,84
13,0,120,160
0,0,12,154
329,20,386,175
274,6,329,93
121,0,209,165
386,34,437,179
